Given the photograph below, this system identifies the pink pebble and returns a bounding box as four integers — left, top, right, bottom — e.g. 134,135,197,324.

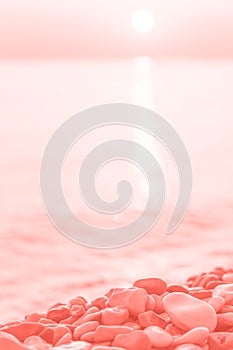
83,311,102,323
145,295,155,311
216,312,233,331
0,322,45,342
47,307,71,323
0,332,29,350
91,296,108,309
25,313,42,323
138,311,166,328
108,289,134,308
165,323,184,335
122,321,141,330
70,305,86,318
167,284,189,294
189,288,203,292
94,325,133,342
213,284,233,304
24,336,50,349
186,275,198,283
55,333,72,346
70,297,87,307
151,294,165,314
159,312,170,323
85,307,100,315
208,332,233,349
112,330,152,350
212,267,226,275
134,277,167,295
80,331,95,342
144,325,173,348
199,275,220,288
174,344,202,350
162,292,217,332
206,281,227,290
106,287,124,297
91,341,111,346
220,305,233,313
222,273,233,283
173,327,209,346
39,327,54,344
127,288,148,316
2,321,22,327
39,318,57,325
52,325,71,345
102,307,129,325
73,321,99,340
200,345,209,350
56,341,91,349
192,274,206,288
207,297,225,313
92,347,126,350
189,290,212,300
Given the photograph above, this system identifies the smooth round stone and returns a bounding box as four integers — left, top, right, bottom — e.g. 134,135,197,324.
134,278,167,295
93,325,133,342
92,347,126,350
207,297,225,313
208,332,233,350
165,323,183,335
213,284,233,304
0,332,28,350
173,327,209,346
167,284,189,294
144,325,173,348
73,321,99,340
108,289,134,308
24,335,51,349
174,344,202,350
222,273,233,283
216,312,233,331
53,341,91,349
102,307,129,325
221,305,233,313
55,333,72,346
52,325,71,345
138,311,166,328
112,330,152,350
0,322,45,342
127,288,148,316
199,274,219,288
162,292,217,332
145,295,156,311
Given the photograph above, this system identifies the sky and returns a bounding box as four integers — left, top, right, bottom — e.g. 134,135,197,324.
0,0,233,58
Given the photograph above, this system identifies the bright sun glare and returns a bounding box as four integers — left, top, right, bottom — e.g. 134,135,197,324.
131,9,155,33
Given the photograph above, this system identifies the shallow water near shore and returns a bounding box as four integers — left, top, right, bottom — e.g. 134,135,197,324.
0,59,232,322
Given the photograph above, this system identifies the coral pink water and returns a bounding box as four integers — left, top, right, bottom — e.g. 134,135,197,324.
0,59,233,349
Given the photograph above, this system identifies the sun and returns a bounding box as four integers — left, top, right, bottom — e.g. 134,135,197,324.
131,9,155,33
